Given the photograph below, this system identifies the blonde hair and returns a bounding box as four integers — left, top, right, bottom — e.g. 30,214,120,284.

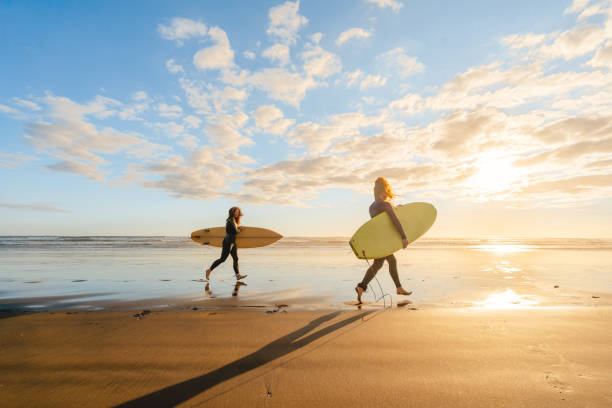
373,177,394,200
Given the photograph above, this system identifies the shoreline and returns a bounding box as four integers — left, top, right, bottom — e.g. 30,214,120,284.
2,282,611,315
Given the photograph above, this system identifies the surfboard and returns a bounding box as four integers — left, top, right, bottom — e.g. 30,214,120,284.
349,202,436,259
190,227,283,248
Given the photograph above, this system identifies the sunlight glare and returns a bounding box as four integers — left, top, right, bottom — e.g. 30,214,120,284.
474,289,538,309
472,244,532,253
467,152,524,195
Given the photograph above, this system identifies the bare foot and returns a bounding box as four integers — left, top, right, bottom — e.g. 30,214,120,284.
205,268,212,280
355,286,364,304
396,287,412,296
236,274,247,280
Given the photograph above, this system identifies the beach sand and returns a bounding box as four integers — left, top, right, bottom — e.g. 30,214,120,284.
2,306,612,407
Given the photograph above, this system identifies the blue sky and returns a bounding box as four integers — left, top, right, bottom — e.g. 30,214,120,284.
1,0,612,237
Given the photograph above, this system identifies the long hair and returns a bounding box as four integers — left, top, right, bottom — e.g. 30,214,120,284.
373,177,395,200
227,206,242,225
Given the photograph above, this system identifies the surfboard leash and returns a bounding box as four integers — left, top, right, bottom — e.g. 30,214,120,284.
362,250,392,309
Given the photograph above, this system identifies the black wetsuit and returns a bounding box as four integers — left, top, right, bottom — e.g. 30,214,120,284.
209,218,240,275
358,200,407,290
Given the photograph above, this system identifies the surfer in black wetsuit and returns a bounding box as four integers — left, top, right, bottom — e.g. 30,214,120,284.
205,207,247,281
355,177,412,304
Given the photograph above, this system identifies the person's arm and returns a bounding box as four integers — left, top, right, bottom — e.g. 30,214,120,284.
383,202,407,241
227,219,238,235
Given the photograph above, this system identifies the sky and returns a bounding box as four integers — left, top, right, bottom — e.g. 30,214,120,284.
1,0,612,237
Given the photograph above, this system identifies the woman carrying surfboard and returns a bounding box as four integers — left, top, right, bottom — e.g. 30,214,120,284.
205,207,247,281
355,178,412,303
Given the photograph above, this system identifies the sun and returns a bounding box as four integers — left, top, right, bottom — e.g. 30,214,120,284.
466,152,524,195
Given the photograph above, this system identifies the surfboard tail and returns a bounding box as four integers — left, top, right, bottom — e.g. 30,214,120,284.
349,239,364,259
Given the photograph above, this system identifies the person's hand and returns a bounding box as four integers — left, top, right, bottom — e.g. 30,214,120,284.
402,238,408,249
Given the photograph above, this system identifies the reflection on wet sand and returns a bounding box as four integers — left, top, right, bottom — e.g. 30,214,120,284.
203,281,247,298
474,289,538,309
232,281,246,296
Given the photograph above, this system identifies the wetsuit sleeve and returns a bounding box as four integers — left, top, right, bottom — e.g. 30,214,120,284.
383,202,407,240
226,219,238,235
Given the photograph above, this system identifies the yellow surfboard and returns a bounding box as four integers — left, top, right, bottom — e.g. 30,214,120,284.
349,202,437,259
191,227,283,248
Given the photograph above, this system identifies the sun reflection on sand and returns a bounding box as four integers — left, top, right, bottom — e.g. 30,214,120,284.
474,289,538,309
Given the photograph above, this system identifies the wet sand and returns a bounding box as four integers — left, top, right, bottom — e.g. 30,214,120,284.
2,306,612,407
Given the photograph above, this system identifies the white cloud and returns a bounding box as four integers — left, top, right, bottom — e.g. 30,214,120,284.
213,86,248,112
205,111,253,151
365,0,403,13
501,33,554,50
132,91,148,101
136,147,256,201
166,59,184,74
18,94,172,182
342,70,387,89
0,104,19,115
193,26,235,70
565,0,591,14
27,120,137,164
588,40,612,67
387,93,423,114
336,28,371,46
179,78,247,114
360,74,387,89
577,3,607,20
41,94,121,121
157,103,183,118
119,101,150,121
158,17,207,44
243,50,256,59
45,160,105,180
178,134,199,150
301,46,342,78
13,98,41,111
267,0,308,45
183,115,202,129
0,152,33,168
0,201,69,213
378,47,425,78
262,43,291,66
539,24,606,60
310,32,323,44
179,78,211,113
249,68,317,107
254,105,294,135
152,121,184,138
286,112,379,154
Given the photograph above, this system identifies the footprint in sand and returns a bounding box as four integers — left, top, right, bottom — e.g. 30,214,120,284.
544,372,574,394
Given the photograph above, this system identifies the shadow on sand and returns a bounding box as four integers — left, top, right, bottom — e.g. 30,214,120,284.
114,310,371,407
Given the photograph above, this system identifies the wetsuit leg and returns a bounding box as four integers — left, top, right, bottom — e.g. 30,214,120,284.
209,239,231,270
358,257,385,290
230,244,239,275
386,254,401,288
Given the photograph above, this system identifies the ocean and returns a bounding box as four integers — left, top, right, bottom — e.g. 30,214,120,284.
1,236,611,311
